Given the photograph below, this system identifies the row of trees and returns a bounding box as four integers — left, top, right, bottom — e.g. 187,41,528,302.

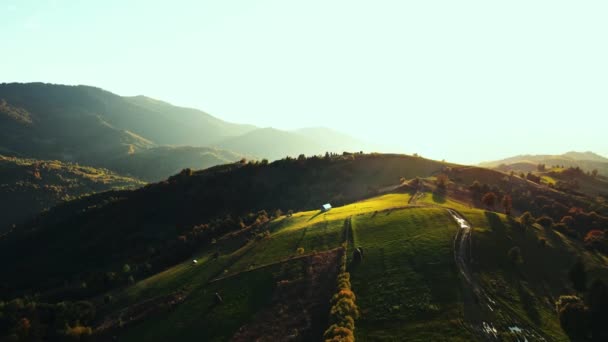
323,248,359,342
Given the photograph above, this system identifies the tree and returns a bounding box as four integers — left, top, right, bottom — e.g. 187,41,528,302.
469,181,481,194
569,258,587,292
556,296,589,339
588,279,608,341
508,246,523,265
560,215,575,228
519,211,535,227
436,174,448,193
16,317,31,340
501,195,513,216
481,192,497,209
584,230,607,252
537,163,546,171
274,209,283,218
535,216,554,229
592,169,598,178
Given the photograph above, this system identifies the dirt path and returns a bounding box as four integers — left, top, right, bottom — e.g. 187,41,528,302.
448,209,547,341
408,189,547,340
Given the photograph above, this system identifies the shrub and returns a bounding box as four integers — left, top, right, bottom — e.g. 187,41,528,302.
65,325,93,339
296,247,305,255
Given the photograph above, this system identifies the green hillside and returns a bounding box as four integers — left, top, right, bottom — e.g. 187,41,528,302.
0,155,144,233
0,83,377,181
96,193,605,341
1,153,607,341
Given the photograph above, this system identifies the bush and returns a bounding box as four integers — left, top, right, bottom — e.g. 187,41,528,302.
65,325,92,340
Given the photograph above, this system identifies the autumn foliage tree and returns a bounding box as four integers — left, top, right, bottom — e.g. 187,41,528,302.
501,194,513,216
584,230,607,252
481,192,497,210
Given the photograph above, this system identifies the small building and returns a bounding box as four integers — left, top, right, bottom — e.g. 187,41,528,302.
322,203,332,212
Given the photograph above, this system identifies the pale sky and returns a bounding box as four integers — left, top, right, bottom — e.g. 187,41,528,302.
1,0,607,164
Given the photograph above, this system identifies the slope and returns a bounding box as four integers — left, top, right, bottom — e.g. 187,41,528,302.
0,155,145,233
2,154,608,341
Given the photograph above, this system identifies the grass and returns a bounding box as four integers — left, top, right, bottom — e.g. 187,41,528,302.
119,261,290,342
349,207,472,341
107,193,412,340
469,210,608,341
416,191,471,211
106,191,608,341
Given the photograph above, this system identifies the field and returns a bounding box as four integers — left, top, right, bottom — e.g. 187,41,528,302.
349,207,472,341
101,190,608,341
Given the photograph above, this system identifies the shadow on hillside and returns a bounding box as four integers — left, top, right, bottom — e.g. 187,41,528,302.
517,280,541,324
537,225,568,255
484,211,507,234
308,211,324,222
432,191,446,204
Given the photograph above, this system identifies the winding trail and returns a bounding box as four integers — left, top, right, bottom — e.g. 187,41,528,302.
410,191,547,341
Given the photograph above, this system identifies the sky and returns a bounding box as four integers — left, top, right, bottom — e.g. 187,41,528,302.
1,0,607,164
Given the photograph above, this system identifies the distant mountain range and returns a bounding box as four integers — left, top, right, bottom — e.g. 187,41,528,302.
480,151,608,175
0,82,375,180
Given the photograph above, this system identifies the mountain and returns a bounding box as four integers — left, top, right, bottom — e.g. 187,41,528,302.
107,146,243,182
562,151,608,163
0,82,378,180
480,151,608,176
0,82,253,179
216,127,376,161
1,153,607,341
0,154,144,233
294,127,375,153
216,127,324,160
